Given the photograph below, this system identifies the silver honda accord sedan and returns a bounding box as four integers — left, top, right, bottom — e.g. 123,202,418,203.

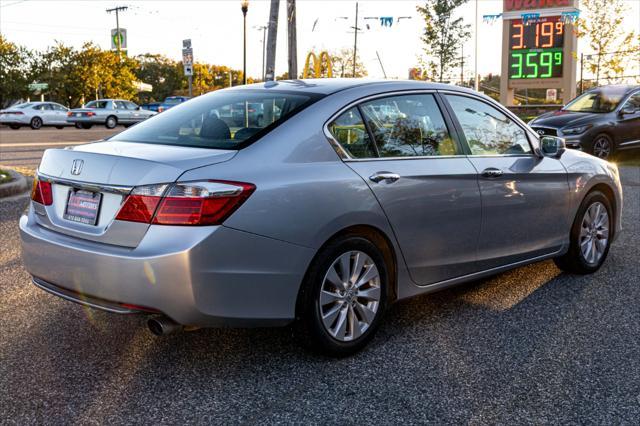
20,80,623,356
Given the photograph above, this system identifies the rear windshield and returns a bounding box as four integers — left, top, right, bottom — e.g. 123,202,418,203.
14,103,33,109
110,89,322,149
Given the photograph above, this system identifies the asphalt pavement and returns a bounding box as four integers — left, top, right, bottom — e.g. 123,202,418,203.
0,130,639,423
0,127,120,170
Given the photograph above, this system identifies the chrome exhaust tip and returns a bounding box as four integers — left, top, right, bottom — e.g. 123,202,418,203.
147,316,182,336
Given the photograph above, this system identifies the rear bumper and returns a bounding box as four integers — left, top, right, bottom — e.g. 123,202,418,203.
66,116,104,124
19,208,315,327
1,117,30,125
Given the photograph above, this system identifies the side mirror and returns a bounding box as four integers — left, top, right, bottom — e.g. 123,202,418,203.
541,136,566,158
620,106,636,116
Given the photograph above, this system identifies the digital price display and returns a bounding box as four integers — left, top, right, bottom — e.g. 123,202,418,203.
508,17,565,79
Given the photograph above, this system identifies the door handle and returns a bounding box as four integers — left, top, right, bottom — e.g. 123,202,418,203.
481,167,503,178
369,172,401,183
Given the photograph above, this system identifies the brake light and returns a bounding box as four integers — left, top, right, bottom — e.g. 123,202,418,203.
31,177,53,206
158,107,164,113
116,181,254,226
67,112,73,117
5,111,24,115
86,112,95,117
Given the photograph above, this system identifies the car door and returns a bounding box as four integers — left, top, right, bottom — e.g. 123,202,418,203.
113,101,131,123
50,103,68,124
442,93,571,270
34,103,53,124
617,91,640,150
327,93,482,286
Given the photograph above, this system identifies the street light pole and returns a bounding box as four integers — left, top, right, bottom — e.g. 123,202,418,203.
241,1,249,85
352,2,358,77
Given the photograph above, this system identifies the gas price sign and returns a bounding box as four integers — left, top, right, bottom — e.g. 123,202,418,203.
508,17,564,79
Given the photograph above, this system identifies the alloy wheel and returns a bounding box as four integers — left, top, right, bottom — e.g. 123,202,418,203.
31,117,42,129
319,251,381,342
592,137,611,159
579,201,609,265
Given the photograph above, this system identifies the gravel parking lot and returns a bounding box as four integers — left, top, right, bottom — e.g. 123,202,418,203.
1,128,639,423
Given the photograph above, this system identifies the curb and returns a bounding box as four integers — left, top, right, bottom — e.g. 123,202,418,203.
0,169,30,199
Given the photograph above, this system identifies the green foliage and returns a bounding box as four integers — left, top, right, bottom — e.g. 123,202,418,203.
0,38,253,107
575,0,638,84
417,0,471,82
0,36,37,107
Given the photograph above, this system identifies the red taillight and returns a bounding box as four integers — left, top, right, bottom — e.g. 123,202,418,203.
31,177,53,206
5,111,24,115
115,181,254,226
67,111,73,117
158,107,164,113
114,195,162,223
86,112,95,117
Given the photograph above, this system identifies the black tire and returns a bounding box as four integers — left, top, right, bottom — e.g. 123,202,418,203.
105,115,117,129
30,116,43,130
55,126,64,129
9,124,20,130
296,235,389,357
554,191,613,274
75,123,83,129
590,133,614,160
81,123,93,130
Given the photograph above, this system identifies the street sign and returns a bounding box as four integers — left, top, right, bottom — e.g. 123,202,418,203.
182,46,194,76
28,83,48,91
183,39,192,49
546,88,558,102
111,28,127,50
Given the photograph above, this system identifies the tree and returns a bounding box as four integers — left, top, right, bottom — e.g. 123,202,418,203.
0,36,36,107
417,0,471,82
575,0,638,85
330,48,367,78
134,54,184,103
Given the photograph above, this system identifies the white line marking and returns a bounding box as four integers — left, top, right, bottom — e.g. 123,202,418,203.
0,141,88,148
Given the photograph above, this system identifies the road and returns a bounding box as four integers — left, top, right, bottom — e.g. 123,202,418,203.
0,129,639,423
0,127,121,170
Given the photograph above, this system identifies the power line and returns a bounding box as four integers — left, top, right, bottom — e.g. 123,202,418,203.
0,0,28,8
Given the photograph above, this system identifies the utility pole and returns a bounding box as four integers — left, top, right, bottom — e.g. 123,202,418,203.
474,0,479,91
265,0,280,81
287,0,298,79
352,2,359,77
106,6,128,56
460,44,464,86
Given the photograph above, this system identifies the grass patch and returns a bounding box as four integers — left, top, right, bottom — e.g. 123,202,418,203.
0,169,13,184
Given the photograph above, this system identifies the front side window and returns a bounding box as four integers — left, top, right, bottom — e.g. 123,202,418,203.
51,103,67,111
110,90,320,150
124,101,138,110
360,94,459,157
327,107,375,159
446,95,532,156
621,92,640,112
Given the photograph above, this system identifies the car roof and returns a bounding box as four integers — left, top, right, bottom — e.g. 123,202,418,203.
586,84,640,95
231,78,477,96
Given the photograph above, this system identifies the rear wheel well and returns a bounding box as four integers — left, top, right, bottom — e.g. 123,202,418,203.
295,225,399,318
587,183,617,237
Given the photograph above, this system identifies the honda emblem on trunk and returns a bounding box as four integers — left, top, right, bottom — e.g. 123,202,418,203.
70,159,84,176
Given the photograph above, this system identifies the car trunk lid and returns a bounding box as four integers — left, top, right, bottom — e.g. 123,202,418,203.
34,141,237,247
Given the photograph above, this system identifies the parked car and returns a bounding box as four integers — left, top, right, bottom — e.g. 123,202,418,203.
140,101,162,113
0,101,71,130
158,96,190,113
20,80,623,356
66,99,156,129
529,85,640,159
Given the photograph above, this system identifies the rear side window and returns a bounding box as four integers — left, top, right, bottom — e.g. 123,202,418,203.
110,90,321,149
86,101,110,109
446,95,532,156
327,107,375,159
360,94,459,157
